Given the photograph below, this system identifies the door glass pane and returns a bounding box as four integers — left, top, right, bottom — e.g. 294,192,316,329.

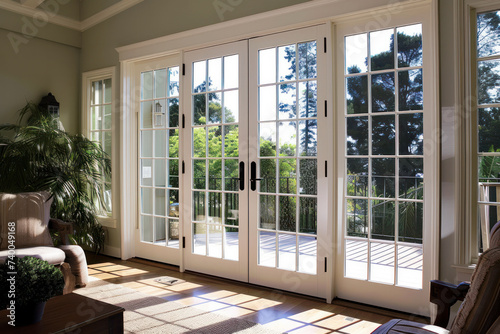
259,231,276,267
344,26,424,288
191,55,240,262
397,245,423,289
257,40,318,274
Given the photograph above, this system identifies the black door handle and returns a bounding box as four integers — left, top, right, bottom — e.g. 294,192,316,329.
250,161,262,191
239,161,245,191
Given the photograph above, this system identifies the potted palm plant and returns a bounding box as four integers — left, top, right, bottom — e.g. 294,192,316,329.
0,103,110,252
0,256,65,325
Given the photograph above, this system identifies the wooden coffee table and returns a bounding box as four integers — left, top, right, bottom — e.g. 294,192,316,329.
0,293,124,333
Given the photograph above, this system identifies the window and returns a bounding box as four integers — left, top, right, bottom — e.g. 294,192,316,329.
82,67,116,227
474,9,500,254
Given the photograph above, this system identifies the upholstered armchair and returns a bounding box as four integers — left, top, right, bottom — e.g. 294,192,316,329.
0,192,88,293
372,221,500,334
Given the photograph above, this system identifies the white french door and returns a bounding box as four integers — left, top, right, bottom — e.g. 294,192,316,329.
182,41,249,281
182,27,328,297
335,6,438,316
135,56,182,264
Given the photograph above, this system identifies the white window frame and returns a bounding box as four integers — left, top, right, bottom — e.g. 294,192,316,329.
82,66,117,228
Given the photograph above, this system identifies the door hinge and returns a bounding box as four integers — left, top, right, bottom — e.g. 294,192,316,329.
324,37,327,53
324,100,327,117
325,161,328,178
182,161,185,174
324,257,327,272
182,114,185,128
182,63,186,76
182,237,186,248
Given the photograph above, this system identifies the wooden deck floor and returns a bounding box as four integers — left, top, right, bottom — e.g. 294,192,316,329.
85,253,428,333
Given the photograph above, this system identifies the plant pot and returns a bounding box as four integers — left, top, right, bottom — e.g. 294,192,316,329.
17,301,46,326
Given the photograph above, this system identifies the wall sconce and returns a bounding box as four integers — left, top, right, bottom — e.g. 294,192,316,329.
39,92,60,117
154,101,165,127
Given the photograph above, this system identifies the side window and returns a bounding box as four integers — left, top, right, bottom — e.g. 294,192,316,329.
475,10,500,253
83,68,115,226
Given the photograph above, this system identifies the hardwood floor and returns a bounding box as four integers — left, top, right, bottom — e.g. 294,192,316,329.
85,253,428,334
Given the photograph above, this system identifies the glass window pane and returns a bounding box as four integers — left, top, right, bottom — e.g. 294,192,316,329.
141,160,152,186
479,108,500,153
478,59,500,105
168,159,179,188
372,73,395,112
154,130,166,158
279,121,297,156
154,68,167,98
370,242,394,284
477,11,500,58
155,159,165,187
168,129,179,158
299,81,317,118
371,200,395,241
224,55,239,89
208,126,222,158
345,34,368,74
153,99,166,128
278,233,296,271
208,192,222,224
225,194,239,226
208,160,222,190
298,236,317,274
91,106,101,131
259,85,277,121
168,66,180,97
168,190,179,215
223,90,238,123
279,83,296,119
260,195,276,229
141,131,153,158
397,24,422,68
399,69,423,110
259,231,276,267
154,217,166,245
168,98,179,128
347,116,369,155
259,48,276,85
399,158,424,199
299,120,317,157
224,227,239,261
279,44,296,82
208,58,222,91
224,125,239,158
193,192,206,222
397,245,422,289
141,71,153,100
224,159,239,191
372,158,395,198
168,219,180,248
208,225,222,258
398,202,423,244
193,61,207,93
299,197,317,234
372,115,395,155
104,131,111,157
103,105,112,130
193,94,206,125
193,160,206,190
347,158,368,197
209,93,222,125
279,196,296,232
141,188,153,214
346,76,368,114
347,199,368,238
155,188,165,216
260,159,276,193
399,113,424,155
193,127,206,158
104,78,112,103
92,80,102,105
141,215,153,242
299,159,317,195
141,101,153,129
370,29,395,71
345,240,367,279
193,223,207,255
279,159,296,194
259,123,277,157
298,41,317,79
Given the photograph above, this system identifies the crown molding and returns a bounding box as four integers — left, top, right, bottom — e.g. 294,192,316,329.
0,0,144,32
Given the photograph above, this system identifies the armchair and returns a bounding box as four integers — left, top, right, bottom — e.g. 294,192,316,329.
0,192,88,293
373,221,500,334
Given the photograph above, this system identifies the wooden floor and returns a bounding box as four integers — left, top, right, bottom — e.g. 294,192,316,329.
85,253,428,334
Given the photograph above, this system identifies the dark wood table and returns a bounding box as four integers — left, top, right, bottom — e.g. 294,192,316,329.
0,293,124,333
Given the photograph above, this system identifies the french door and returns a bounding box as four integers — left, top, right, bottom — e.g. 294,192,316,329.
183,27,328,297
135,56,182,264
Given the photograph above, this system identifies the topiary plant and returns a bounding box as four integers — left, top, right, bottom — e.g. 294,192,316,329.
0,256,65,309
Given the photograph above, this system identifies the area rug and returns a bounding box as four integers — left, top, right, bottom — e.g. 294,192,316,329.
74,278,283,334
